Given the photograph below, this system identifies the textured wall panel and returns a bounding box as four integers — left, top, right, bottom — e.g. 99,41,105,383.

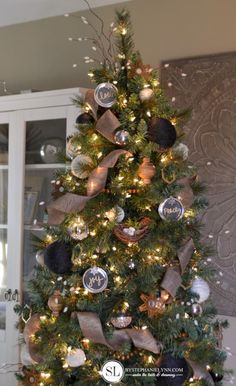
161,52,236,316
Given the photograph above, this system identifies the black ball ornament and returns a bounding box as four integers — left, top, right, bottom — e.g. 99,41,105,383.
44,240,73,274
209,370,223,382
148,117,177,149
156,353,189,385
76,112,94,125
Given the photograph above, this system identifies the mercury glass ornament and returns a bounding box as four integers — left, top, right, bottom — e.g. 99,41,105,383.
128,259,136,269
68,217,89,240
111,313,132,328
173,142,189,161
191,303,203,316
114,130,129,145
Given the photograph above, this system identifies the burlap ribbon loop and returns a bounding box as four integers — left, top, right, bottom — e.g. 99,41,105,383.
160,238,195,297
187,359,214,385
177,177,195,208
177,238,195,274
76,311,161,354
84,89,98,120
95,110,120,143
47,149,132,225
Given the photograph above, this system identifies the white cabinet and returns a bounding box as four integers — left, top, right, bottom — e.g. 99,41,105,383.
0,88,83,386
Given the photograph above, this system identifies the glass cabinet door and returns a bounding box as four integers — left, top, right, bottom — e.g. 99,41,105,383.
0,122,8,340
22,111,68,303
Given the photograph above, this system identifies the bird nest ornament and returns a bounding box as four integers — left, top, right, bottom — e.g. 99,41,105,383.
113,217,152,244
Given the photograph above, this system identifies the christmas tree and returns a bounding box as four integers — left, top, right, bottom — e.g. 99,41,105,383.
15,9,228,386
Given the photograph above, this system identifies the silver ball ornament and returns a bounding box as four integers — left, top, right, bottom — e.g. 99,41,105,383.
139,88,154,102
191,303,203,316
114,130,129,145
128,259,136,269
191,277,210,303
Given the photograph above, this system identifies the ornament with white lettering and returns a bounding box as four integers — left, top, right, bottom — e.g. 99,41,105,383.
83,267,108,293
158,197,184,221
94,82,117,108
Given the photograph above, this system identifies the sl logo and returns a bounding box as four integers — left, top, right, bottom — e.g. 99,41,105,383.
101,360,124,383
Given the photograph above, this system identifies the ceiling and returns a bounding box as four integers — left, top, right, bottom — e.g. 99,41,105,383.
0,0,130,27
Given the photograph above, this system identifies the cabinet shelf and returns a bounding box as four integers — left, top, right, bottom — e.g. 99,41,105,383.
0,165,8,170
0,224,7,229
25,163,67,170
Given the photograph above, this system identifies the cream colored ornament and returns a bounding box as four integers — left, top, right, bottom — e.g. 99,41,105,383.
71,154,93,179
105,206,125,223
66,348,86,367
139,88,154,102
191,277,210,303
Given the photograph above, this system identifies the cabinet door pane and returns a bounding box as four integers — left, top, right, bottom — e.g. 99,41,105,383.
0,230,7,339
25,119,66,164
23,117,66,300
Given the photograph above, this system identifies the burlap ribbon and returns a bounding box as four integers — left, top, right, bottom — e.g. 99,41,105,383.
76,311,161,354
95,109,120,143
47,149,132,225
187,359,214,385
84,89,98,120
177,176,195,208
161,238,195,297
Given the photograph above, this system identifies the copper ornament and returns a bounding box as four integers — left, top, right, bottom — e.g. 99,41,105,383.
139,293,165,318
138,157,156,185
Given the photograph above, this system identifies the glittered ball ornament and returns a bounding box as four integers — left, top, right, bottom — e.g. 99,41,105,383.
148,117,177,150
111,313,132,328
191,303,203,316
139,88,154,102
71,154,93,179
191,277,210,303
76,112,94,125
44,240,73,274
65,348,86,367
156,353,189,385
114,130,129,145
68,217,89,240
35,250,44,266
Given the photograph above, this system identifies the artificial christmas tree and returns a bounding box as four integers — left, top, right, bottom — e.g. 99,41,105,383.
15,9,228,386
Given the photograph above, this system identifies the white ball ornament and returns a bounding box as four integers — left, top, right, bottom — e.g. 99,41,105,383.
71,154,93,179
139,88,154,102
191,277,210,303
65,348,86,367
